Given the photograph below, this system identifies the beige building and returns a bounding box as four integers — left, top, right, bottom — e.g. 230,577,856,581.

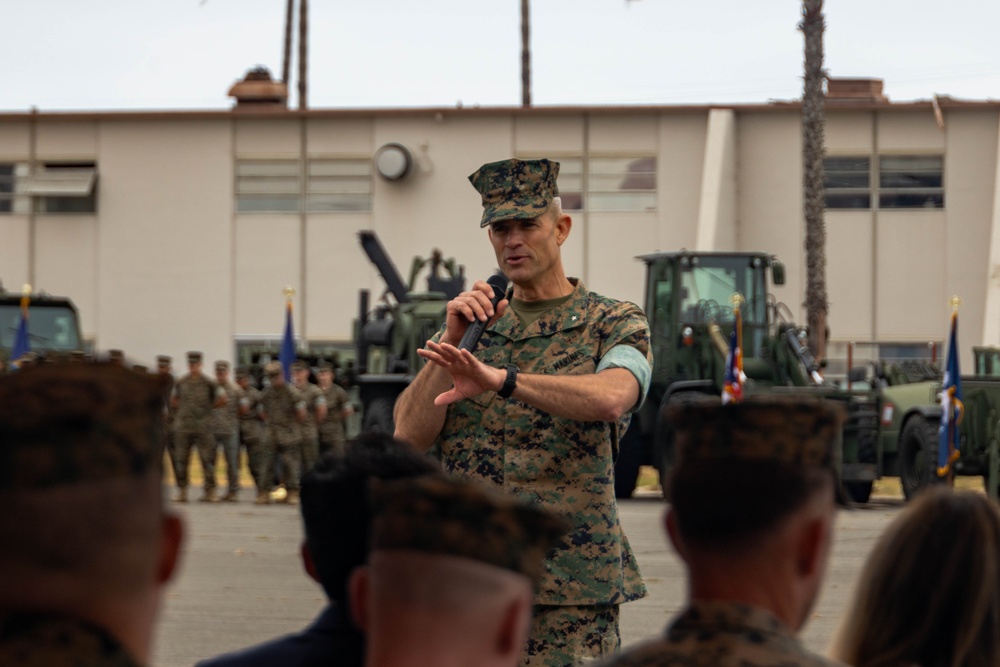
1,78,998,372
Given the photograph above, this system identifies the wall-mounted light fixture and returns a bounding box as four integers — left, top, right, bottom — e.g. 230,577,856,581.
374,143,413,181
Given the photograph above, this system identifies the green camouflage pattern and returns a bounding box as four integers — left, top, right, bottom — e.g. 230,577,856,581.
468,158,560,228
0,364,164,490
318,382,350,457
173,373,217,433
670,399,843,471
592,602,846,667
525,604,619,666
209,380,241,436
238,385,266,491
260,383,305,491
433,279,651,605
295,381,325,474
0,614,140,667
369,475,568,584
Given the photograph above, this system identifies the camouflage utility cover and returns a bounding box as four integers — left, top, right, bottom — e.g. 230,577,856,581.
593,601,846,667
469,158,560,228
432,279,650,605
369,475,568,585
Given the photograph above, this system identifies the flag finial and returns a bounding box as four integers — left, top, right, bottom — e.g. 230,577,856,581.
950,295,961,312
283,285,296,302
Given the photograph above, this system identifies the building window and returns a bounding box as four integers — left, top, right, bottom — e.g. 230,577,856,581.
517,155,656,213
306,159,372,212
0,164,16,214
29,162,98,214
588,156,657,212
879,155,944,209
236,160,300,213
0,162,96,215
824,154,944,210
236,158,373,213
824,156,871,209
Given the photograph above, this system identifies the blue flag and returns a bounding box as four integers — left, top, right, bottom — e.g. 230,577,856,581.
11,295,30,363
279,298,295,382
937,310,963,477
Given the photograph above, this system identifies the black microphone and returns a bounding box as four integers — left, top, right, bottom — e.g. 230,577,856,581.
458,274,509,352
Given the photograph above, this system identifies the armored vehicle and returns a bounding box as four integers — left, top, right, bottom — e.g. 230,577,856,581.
354,231,465,433
614,251,880,501
0,286,84,362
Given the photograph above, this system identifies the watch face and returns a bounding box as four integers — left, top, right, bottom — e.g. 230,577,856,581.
374,143,412,181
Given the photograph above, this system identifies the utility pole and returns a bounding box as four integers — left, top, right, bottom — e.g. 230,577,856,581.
521,0,531,106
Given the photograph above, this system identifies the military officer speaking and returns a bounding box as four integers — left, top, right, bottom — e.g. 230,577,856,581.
394,158,652,666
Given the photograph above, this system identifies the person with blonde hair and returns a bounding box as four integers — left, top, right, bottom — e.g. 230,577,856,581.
830,486,1000,667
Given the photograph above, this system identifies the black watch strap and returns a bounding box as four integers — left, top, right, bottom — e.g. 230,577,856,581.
498,364,518,398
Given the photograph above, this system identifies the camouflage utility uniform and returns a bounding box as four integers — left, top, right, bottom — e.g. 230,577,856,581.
295,381,325,477
433,278,650,664
238,382,264,492
260,383,306,494
594,602,846,667
318,382,350,458
0,614,142,667
174,372,219,499
211,378,242,499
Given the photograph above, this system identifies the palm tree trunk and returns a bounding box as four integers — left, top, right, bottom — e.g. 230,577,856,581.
521,0,531,107
800,0,827,363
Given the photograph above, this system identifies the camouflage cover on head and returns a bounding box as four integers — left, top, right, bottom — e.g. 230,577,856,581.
0,364,166,490
156,354,171,368
469,158,560,228
186,351,202,364
291,360,309,372
214,360,230,371
107,349,124,362
264,361,283,376
669,398,844,470
369,475,569,585
234,365,250,379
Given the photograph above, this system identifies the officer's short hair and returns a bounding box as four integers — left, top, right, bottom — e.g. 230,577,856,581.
666,398,844,551
299,433,441,603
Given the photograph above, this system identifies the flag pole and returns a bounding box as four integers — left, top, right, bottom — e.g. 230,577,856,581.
948,295,961,488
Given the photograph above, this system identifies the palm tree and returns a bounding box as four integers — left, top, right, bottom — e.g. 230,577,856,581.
800,0,827,363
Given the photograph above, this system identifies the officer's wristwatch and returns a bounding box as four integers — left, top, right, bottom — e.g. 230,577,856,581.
498,364,518,398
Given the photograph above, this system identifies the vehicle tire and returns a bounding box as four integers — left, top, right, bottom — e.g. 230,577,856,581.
654,391,718,497
614,419,645,499
899,417,943,500
845,481,873,504
362,397,395,434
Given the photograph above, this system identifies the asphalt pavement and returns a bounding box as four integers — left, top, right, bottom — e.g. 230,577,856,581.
153,489,906,667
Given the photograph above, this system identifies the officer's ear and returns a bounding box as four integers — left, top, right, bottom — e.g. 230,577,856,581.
301,541,321,585
665,508,689,562
157,513,184,584
347,566,371,632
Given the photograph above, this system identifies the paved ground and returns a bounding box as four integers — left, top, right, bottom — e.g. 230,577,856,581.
153,489,906,667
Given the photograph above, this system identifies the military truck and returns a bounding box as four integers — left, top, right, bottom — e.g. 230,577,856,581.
613,251,881,501
876,347,1000,500
354,231,465,433
0,286,84,362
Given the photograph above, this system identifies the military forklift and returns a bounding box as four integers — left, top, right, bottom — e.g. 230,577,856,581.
0,284,84,362
613,251,881,502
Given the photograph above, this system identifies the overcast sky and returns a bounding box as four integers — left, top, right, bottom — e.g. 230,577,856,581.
6,0,1000,112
